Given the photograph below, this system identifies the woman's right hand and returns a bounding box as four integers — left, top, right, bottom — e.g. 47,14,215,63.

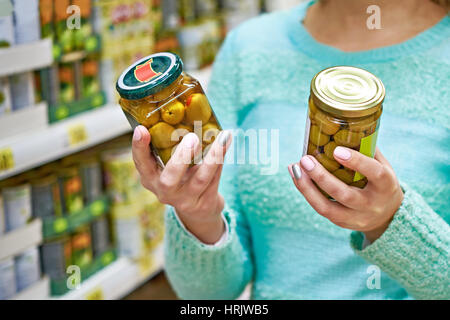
131,125,232,244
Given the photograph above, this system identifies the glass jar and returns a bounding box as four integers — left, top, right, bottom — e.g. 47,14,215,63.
116,52,222,167
303,66,385,191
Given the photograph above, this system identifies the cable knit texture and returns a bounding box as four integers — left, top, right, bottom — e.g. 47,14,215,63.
164,0,450,300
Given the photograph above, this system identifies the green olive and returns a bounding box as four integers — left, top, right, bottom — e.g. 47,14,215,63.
314,110,340,135
351,178,368,189
332,168,355,185
333,129,365,148
309,125,330,146
307,143,319,156
348,115,375,132
324,141,337,159
315,153,340,172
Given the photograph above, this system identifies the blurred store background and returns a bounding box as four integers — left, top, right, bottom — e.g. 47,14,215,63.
0,0,304,300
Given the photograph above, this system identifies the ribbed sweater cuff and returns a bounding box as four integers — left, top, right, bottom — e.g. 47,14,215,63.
164,205,240,269
350,183,450,299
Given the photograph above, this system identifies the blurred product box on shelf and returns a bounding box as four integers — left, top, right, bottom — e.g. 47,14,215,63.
38,0,53,39
101,147,142,205
0,194,4,234
40,235,72,283
31,174,63,220
1,180,32,232
12,0,41,44
14,245,41,291
264,0,305,12
57,166,84,215
0,77,12,114
90,215,110,257
177,18,221,70
0,0,15,48
221,0,260,31
0,257,16,299
101,145,164,270
79,155,103,204
9,72,35,111
71,224,93,271
92,0,154,104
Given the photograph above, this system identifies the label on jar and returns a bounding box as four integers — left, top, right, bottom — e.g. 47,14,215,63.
302,117,311,157
354,128,379,181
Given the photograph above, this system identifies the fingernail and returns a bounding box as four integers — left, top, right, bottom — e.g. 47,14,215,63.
301,156,315,171
182,132,197,149
218,130,231,146
133,126,142,141
292,164,302,180
334,146,352,160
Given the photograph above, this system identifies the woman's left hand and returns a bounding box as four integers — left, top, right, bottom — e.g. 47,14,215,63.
289,147,404,243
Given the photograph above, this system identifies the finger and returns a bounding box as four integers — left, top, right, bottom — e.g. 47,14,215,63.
132,126,159,183
184,130,232,197
332,146,391,188
197,163,223,204
159,133,200,190
374,147,393,171
298,156,365,209
289,163,352,223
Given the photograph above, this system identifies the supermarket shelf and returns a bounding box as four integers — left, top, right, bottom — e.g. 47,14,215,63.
0,219,42,260
0,104,130,180
12,276,50,300
0,102,48,139
0,39,53,77
59,245,164,300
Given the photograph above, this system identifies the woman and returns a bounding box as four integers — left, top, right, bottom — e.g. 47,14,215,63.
132,0,449,299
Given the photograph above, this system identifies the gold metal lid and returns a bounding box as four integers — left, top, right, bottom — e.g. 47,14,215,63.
311,66,385,118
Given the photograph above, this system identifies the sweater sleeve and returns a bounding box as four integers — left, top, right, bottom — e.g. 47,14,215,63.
163,30,255,300
350,182,450,300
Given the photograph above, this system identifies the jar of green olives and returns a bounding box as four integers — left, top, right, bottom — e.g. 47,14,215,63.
303,66,385,190
116,52,222,167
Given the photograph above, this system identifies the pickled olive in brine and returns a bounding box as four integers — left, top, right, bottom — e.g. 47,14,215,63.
332,168,355,185
307,143,318,156
160,100,185,125
185,93,212,125
348,115,374,132
139,103,160,127
351,178,368,188
309,125,330,146
116,53,222,166
202,123,220,144
303,66,385,194
315,153,340,172
158,144,178,164
333,129,365,148
324,141,337,159
149,122,177,149
314,111,340,135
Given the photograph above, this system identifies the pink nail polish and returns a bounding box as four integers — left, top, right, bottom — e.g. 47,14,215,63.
334,146,352,160
301,156,315,171
133,127,142,141
183,133,197,148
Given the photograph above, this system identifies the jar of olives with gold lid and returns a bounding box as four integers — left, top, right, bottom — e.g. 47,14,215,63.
116,52,222,167
303,66,385,190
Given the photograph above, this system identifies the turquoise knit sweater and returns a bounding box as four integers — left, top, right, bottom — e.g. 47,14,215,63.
164,1,450,300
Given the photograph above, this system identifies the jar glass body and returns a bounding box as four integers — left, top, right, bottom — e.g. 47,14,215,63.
304,97,382,190
119,73,222,166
